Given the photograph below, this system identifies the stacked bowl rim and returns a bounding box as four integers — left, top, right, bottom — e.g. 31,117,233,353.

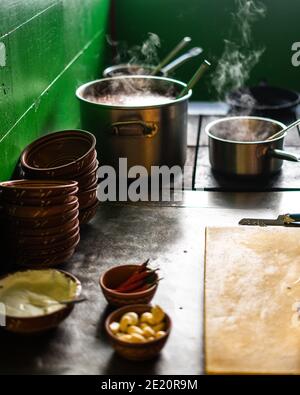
0,179,81,267
20,130,96,178
0,180,78,199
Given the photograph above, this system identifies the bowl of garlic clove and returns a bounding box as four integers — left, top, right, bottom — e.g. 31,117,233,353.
105,304,171,361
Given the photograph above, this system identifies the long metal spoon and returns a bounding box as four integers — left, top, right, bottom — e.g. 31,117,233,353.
161,47,203,74
151,36,192,76
266,118,300,141
177,59,211,99
29,296,88,308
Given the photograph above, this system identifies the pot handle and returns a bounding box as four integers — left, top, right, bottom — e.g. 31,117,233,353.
268,148,300,162
110,121,158,138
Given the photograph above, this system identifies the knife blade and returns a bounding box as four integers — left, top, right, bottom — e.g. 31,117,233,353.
239,214,300,227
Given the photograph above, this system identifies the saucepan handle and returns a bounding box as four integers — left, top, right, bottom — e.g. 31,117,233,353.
268,149,300,162
288,213,300,221
110,121,158,138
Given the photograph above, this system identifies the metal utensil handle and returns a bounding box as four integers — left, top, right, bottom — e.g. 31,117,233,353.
268,148,300,162
60,297,87,306
177,59,211,99
111,121,158,137
151,36,192,76
161,47,203,74
267,118,300,140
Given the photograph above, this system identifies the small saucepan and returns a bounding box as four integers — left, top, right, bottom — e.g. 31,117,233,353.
205,116,299,177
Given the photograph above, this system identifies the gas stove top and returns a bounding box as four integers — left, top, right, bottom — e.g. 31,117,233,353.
185,102,300,191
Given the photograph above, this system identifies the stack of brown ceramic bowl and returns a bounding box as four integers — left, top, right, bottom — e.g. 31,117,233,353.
0,180,80,268
20,130,99,225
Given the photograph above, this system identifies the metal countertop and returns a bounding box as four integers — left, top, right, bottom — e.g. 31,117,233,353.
0,191,299,374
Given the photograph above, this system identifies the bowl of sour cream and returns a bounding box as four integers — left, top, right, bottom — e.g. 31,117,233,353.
0,269,81,334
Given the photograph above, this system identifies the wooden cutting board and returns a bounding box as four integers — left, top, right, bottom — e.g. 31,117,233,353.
205,226,300,375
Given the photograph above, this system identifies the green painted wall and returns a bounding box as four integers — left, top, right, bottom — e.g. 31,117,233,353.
1,0,299,180
0,0,110,181
110,0,300,101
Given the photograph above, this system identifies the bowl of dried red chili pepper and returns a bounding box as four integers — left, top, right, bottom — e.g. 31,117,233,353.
99,259,160,307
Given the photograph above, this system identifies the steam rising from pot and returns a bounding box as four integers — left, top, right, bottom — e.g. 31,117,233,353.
234,0,266,45
212,0,266,103
83,78,178,107
107,32,161,67
86,33,182,103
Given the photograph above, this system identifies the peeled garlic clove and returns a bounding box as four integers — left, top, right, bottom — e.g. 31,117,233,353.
142,325,155,338
140,323,148,330
140,312,154,325
119,315,132,332
109,322,120,334
155,330,166,339
148,336,155,341
126,312,139,325
118,334,133,342
152,322,165,332
151,305,165,324
127,325,144,335
130,333,146,343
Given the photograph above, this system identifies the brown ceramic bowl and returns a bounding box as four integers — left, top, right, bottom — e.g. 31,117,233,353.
83,179,98,191
105,304,171,361
9,217,79,238
76,159,99,179
4,197,78,218
7,205,79,229
12,221,79,248
99,265,158,307
13,231,80,257
21,130,96,178
2,192,78,207
76,168,98,190
22,156,98,189
15,247,77,268
0,269,82,334
78,187,97,209
79,200,99,225
74,154,98,178
0,180,78,200
8,215,79,237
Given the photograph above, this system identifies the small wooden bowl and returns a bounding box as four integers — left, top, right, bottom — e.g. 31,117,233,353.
4,198,78,218
0,180,78,200
105,304,171,361
0,270,82,334
99,265,158,307
79,200,99,225
21,130,96,178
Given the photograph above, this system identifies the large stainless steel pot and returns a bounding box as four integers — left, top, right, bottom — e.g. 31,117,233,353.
76,76,191,172
205,116,299,177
